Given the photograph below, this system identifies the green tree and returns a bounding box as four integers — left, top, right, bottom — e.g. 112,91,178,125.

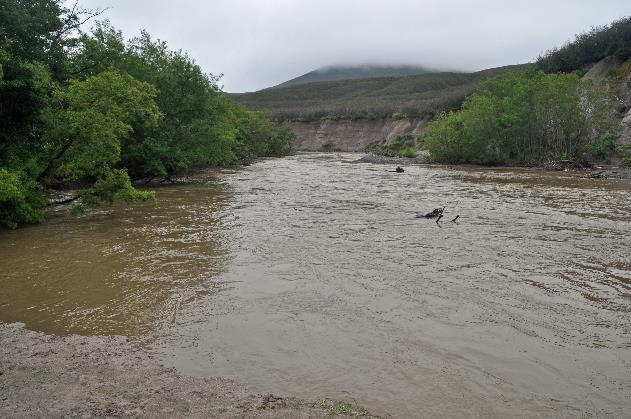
117,31,237,178
0,2,295,228
0,68,161,229
39,69,160,184
537,17,631,74
68,21,126,79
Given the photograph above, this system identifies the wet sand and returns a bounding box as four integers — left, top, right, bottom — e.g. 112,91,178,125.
0,323,374,418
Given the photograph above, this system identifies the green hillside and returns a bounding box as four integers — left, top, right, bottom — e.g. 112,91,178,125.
275,65,439,88
424,17,631,166
536,16,631,74
231,64,529,121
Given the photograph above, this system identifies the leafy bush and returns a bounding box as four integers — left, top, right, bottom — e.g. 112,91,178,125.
0,169,45,229
372,135,418,157
266,123,296,157
398,148,417,158
618,145,631,166
591,133,618,161
424,71,616,165
72,169,154,215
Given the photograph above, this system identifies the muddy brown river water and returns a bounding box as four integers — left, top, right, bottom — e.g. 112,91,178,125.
1,153,631,418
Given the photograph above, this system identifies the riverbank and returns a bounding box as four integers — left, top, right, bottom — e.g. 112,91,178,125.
350,153,631,180
0,323,375,418
579,165,631,179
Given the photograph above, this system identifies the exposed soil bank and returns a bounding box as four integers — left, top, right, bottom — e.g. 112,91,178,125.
292,118,428,152
0,323,374,418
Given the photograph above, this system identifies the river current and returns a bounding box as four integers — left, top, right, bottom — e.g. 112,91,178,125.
1,153,630,417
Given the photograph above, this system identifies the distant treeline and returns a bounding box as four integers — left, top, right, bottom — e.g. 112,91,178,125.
0,1,294,229
536,17,631,73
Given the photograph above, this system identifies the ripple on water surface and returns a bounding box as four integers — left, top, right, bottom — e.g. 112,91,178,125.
1,153,630,418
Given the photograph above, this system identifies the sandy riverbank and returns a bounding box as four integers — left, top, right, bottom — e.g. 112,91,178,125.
0,323,375,418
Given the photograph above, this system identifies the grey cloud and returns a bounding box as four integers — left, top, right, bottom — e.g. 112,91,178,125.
70,0,629,92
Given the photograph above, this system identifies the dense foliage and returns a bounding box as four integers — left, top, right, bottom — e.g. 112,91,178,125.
232,65,528,121
537,17,631,73
423,71,617,165
0,1,294,228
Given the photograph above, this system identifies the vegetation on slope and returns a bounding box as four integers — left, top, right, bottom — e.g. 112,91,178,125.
423,18,631,166
275,64,440,88
423,70,618,165
232,65,528,121
536,17,631,74
0,1,294,229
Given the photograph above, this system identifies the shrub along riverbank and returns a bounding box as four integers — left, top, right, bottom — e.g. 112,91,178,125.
422,18,631,164
423,70,617,165
423,18,631,166
0,1,294,229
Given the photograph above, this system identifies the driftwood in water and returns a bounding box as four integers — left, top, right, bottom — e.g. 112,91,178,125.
417,207,445,219
451,215,460,222
389,167,405,173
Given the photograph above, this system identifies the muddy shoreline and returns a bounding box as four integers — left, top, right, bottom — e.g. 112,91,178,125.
0,323,375,418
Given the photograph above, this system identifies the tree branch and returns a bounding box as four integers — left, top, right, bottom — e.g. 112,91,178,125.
48,194,81,206
50,4,109,50
37,138,74,183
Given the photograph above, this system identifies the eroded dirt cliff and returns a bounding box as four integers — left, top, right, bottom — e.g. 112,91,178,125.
292,117,428,151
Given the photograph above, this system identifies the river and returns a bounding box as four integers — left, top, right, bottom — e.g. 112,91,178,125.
1,153,630,417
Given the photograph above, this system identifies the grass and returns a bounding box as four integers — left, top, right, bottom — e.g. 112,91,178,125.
230,64,529,121
398,147,417,158
313,399,378,417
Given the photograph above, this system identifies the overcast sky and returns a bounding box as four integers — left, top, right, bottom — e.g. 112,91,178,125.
70,0,629,92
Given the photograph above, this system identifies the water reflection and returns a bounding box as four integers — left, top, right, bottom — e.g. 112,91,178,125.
0,178,232,340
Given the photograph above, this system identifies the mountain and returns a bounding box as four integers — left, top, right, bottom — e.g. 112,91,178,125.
231,64,528,121
275,65,441,88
